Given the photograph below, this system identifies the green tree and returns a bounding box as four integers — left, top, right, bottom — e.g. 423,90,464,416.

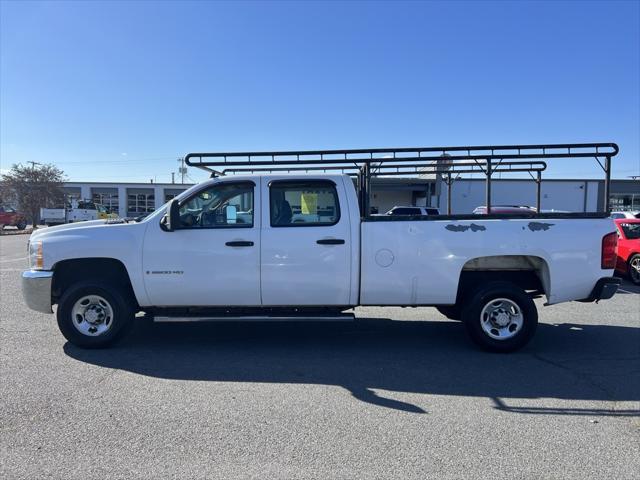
1,163,66,226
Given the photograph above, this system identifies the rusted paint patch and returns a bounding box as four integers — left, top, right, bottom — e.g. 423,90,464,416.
445,224,470,232
528,222,555,232
445,223,487,232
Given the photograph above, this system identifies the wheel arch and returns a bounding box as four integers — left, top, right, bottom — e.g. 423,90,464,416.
627,252,640,279
456,255,551,303
51,257,139,308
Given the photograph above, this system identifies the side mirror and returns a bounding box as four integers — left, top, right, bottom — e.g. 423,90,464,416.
165,199,181,231
225,205,237,224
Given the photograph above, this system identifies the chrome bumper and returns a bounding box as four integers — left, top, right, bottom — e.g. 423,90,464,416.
21,270,54,314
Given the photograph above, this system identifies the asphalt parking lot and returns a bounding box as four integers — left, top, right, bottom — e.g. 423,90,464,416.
1,233,639,479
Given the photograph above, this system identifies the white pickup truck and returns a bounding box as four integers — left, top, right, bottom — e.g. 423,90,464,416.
21,143,621,352
40,199,116,226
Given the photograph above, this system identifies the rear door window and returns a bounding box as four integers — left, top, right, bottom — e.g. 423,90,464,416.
269,181,340,227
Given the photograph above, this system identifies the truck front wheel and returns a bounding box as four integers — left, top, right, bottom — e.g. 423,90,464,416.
462,282,538,352
56,282,134,348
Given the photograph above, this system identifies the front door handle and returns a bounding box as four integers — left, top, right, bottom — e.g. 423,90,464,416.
225,241,254,247
317,238,345,245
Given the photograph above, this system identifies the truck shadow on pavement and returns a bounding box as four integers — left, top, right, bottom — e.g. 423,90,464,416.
64,317,640,415
615,278,640,294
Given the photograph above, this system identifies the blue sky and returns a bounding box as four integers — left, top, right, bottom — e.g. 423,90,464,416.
1,0,639,183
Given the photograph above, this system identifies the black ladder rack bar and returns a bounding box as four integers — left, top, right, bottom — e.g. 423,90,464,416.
221,160,548,176
220,161,549,214
184,142,618,215
186,143,618,167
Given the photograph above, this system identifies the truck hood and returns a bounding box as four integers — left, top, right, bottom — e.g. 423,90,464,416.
29,219,125,241
28,218,146,272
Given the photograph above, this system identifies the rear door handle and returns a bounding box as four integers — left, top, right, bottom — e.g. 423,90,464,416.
225,241,254,247
317,238,345,245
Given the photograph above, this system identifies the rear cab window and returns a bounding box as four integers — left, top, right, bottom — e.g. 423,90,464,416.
269,180,340,227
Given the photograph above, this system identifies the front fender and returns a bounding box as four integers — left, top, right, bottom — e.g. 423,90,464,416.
40,222,149,306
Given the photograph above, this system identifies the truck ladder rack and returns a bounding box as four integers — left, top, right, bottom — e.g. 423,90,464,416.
185,143,618,215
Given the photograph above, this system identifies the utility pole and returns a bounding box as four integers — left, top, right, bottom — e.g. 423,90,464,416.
177,157,186,184
28,161,42,169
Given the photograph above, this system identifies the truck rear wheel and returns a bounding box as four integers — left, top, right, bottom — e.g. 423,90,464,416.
56,282,134,348
461,281,537,352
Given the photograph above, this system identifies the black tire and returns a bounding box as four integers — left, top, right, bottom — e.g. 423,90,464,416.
627,254,640,285
436,305,462,321
16,221,27,230
461,281,538,353
56,282,135,348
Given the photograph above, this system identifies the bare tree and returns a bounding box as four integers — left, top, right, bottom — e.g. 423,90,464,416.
1,163,66,226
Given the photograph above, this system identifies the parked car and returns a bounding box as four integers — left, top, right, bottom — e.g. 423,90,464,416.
386,206,440,216
614,218,640,284
610,211,640,220
473,205,537,215
0,205,27,230
22,172,621,352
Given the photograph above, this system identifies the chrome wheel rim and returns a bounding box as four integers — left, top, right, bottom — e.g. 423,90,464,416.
630,258,640,283
480,298,523,340
71,295,114,336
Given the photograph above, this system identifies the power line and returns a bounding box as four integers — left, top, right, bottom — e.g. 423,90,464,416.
52,156,178,166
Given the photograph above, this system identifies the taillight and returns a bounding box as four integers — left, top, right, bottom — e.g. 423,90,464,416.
601,232,617,269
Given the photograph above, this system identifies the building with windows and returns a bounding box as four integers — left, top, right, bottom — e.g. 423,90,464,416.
62,182,192,218
60,177,639,218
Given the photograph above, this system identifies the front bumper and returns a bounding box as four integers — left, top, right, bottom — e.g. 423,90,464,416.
21,270,54,314
579,276,621,303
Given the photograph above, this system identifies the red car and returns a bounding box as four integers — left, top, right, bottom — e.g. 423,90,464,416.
0,205,27,230
614,218,640,285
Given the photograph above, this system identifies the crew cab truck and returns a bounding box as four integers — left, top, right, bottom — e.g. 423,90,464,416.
21,143,621,352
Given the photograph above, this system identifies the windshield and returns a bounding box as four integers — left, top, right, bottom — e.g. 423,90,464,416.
620,222,640,240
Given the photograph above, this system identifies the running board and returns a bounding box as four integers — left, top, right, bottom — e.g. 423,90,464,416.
153,313,355,323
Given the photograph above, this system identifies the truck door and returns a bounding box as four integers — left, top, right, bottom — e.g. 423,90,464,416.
260,178,351,306
142,180,261,306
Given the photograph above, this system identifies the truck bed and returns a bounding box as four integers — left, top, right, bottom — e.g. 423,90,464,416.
360,215,616,306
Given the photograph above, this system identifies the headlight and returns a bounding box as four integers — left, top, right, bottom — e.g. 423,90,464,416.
29,240,44,270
